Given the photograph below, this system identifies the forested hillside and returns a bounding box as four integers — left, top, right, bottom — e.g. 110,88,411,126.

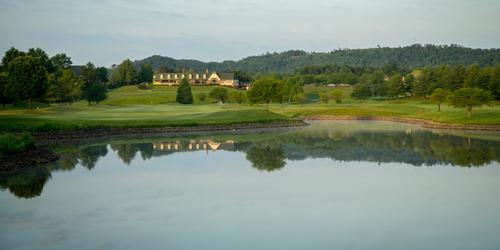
134,44,500,74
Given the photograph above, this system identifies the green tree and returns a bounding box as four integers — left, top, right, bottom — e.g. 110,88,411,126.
1,47,25,68
110,59,137,87
489,65,500,99
6,55,48,109
0,72,12,110
95,67,108,84
85,83,107,105
430,88,449,112
27,48,54,73
50,53,72,72
81,62,98,90
176,79,193,104
293,93,307,105
58,69,81,104
44,73,60,105
229,91,246,104
209,87,229,104
448,87,493,118
352,71,385,99
247,76,285,110
284,79,303,103
319,92,330,103
386,74,406,98
138,63,153,83
331,90,343,104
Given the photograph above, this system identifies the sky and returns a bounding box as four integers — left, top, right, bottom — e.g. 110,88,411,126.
1,0,499,66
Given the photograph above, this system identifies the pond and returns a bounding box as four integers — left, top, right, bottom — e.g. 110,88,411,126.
1,121,500,250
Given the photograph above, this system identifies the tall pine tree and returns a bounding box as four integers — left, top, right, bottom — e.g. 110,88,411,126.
176,79,193,104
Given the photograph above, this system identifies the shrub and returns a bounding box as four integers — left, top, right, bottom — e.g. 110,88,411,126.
137,83,153,90
294,93,308,105
331,90,343,104
320,93,331,103
0,132,35,156
229,91,246,104
196,92,207,103
85,83,107,105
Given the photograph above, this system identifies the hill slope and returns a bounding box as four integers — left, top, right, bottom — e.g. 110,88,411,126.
134,44,500,74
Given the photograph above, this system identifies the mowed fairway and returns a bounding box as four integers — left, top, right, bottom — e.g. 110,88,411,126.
0,85,499,131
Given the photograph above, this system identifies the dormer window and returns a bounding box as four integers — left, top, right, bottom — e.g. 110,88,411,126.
188,74,192,79
160,74,164,79
167,74,170,79
174,74,178,79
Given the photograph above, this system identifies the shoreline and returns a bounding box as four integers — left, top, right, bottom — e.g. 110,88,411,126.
34,120,306,142
20,116,500,143
0,147,60,173
304,115,500,132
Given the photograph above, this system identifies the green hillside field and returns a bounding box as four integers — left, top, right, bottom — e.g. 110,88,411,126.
0,85,499,132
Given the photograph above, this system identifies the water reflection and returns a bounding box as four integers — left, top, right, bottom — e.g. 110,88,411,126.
1,121,499,198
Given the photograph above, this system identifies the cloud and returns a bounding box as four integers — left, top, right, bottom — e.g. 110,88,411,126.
1,0,499,65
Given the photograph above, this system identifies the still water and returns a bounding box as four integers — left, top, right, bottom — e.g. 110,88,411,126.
1,121,500,250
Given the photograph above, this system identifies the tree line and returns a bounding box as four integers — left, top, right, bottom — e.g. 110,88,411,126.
0,47,155,109
134,44,500,74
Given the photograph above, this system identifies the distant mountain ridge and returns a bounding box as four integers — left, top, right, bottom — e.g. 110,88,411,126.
133,44,500,74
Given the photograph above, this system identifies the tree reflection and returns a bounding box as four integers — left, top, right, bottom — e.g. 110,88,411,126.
110,144,138,165
2,127,500,199
79,145,108,169
0,167,51,198
246,144,285,172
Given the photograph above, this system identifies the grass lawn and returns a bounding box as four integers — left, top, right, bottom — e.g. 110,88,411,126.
0,85,499,131
102,85,245,105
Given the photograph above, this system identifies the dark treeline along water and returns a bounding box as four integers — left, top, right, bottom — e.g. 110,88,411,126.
1,121,499,199
1,121,500,250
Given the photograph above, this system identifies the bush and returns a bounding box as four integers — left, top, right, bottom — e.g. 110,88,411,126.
229,91,246,104
137,83,153,90
0,132,35,156
85,83,107,105
196,92,207,102
319,93,331,103
294,93,308,105
331,90,343,104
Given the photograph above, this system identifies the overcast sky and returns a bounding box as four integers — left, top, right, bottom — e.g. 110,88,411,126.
1,0,499,66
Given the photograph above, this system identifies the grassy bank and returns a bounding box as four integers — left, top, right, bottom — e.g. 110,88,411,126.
0,85,499,132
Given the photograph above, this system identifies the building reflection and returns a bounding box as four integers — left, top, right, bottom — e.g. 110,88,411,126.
153,139,235,152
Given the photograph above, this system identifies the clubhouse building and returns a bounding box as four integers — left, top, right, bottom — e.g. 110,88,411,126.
153,70,238,87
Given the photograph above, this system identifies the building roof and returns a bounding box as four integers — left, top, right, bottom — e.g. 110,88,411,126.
218,73,234,80
154,71,234,80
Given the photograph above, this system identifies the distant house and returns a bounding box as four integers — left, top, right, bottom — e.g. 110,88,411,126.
326,83,352,87
153,70,239,87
